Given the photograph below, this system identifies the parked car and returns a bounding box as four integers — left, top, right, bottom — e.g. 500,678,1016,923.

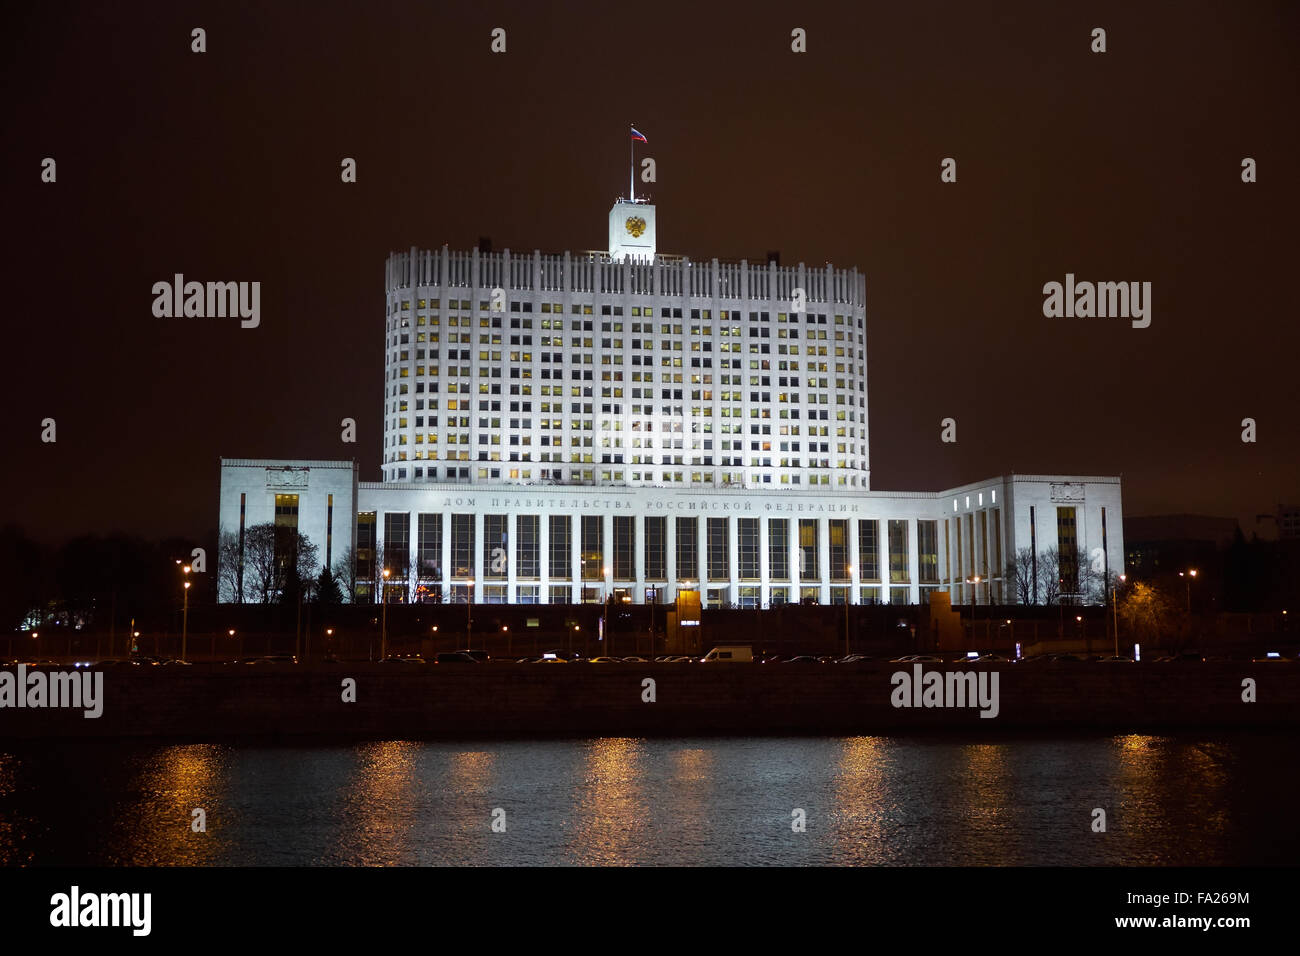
587,656,619,663
701,645,754,663
455,649,491,663
432,652,474,663
783,655,819,664
973,654,1011,662
1097,655,1136,663
379,655,427,664
621,656,648,663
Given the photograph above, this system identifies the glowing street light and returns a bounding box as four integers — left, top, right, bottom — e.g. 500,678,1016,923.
181,563,192,662
1178,569,1198,613
466,579,475,648
844,564,853,656
381,568,391,660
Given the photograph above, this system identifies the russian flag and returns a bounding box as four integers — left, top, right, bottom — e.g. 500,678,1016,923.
630,127,647,143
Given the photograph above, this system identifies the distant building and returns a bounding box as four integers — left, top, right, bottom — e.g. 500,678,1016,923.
1276,504,1300,541
1125,514,1238,576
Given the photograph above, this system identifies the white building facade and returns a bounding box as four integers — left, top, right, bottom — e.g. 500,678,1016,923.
218,199,1124,607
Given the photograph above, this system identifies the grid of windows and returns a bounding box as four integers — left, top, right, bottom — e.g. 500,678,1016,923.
858,519,879,582
450,513,474,578
1057,507,1078,593
516,515,539,579
707,518,729,582
417,513,441,580
829,519,849,582
581,516,603,580
676,517,698,580
798,519,818,580
917,519,939,585
549,515,571,580
768,518,789,581
644,516,667,580
484,514,508,579
613,516,635,580
738,518,759,581
384,512,410,577
384,250,868,488
888,519,909,584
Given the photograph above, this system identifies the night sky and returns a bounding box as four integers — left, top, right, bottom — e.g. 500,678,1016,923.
3,1,1297,545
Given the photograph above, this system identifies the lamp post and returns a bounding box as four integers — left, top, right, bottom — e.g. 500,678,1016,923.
1178,569,1197,613
602,565,610,656
381,568,391,660
502,624,510,657
181,564,192,663
844,564,853,657
1112,573,1125,656
466,579,474,649
965,575,981,649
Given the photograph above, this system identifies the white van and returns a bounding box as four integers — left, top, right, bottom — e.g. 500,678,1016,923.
700,645,754,663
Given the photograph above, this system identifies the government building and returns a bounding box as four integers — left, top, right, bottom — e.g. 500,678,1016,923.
217,195,1124,609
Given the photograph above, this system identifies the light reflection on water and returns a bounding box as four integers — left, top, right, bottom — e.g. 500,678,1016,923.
0,734,1288,866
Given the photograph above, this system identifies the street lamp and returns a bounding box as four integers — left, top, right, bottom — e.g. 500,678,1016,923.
1112,573,1126,656
965,575,982,647
181,563,192,663
466,579,475,649
381,568,391,660
601,566,611,655
1178,569,1197,613
502,624,510,657
844,564,853,656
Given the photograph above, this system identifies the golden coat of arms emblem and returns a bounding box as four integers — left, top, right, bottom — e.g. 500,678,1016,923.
625,216,646,238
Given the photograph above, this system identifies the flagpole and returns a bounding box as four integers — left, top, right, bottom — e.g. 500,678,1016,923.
629,124,634,201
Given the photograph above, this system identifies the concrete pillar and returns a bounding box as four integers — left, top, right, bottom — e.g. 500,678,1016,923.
472,511,484,603
727,514,739,607
634,513,645,603
818,517,831,605
440,511,452,604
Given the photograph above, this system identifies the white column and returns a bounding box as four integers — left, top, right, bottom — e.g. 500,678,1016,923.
472,511,484,604
440,511,452,603
818,517,831,605
908,518,921,605
758,514,770,607
789,516,801,601
506,512,517,603
849,516,860,603
727,514,739,607
570,514,581,602
634,513,646,603
539,513,550,600
666,513,678,597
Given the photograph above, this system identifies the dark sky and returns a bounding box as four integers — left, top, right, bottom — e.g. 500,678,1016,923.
2,0,1297,545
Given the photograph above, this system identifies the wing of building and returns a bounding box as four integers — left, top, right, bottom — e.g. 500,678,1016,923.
218,197,1124,607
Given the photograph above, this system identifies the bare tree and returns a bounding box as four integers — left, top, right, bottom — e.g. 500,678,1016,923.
242,523,320,604
332,545,358,604
1037,547,1062,605
217,527,245,603
1005,547,1037,604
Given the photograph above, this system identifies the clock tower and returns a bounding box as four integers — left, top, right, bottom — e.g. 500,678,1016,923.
608,198,656,261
